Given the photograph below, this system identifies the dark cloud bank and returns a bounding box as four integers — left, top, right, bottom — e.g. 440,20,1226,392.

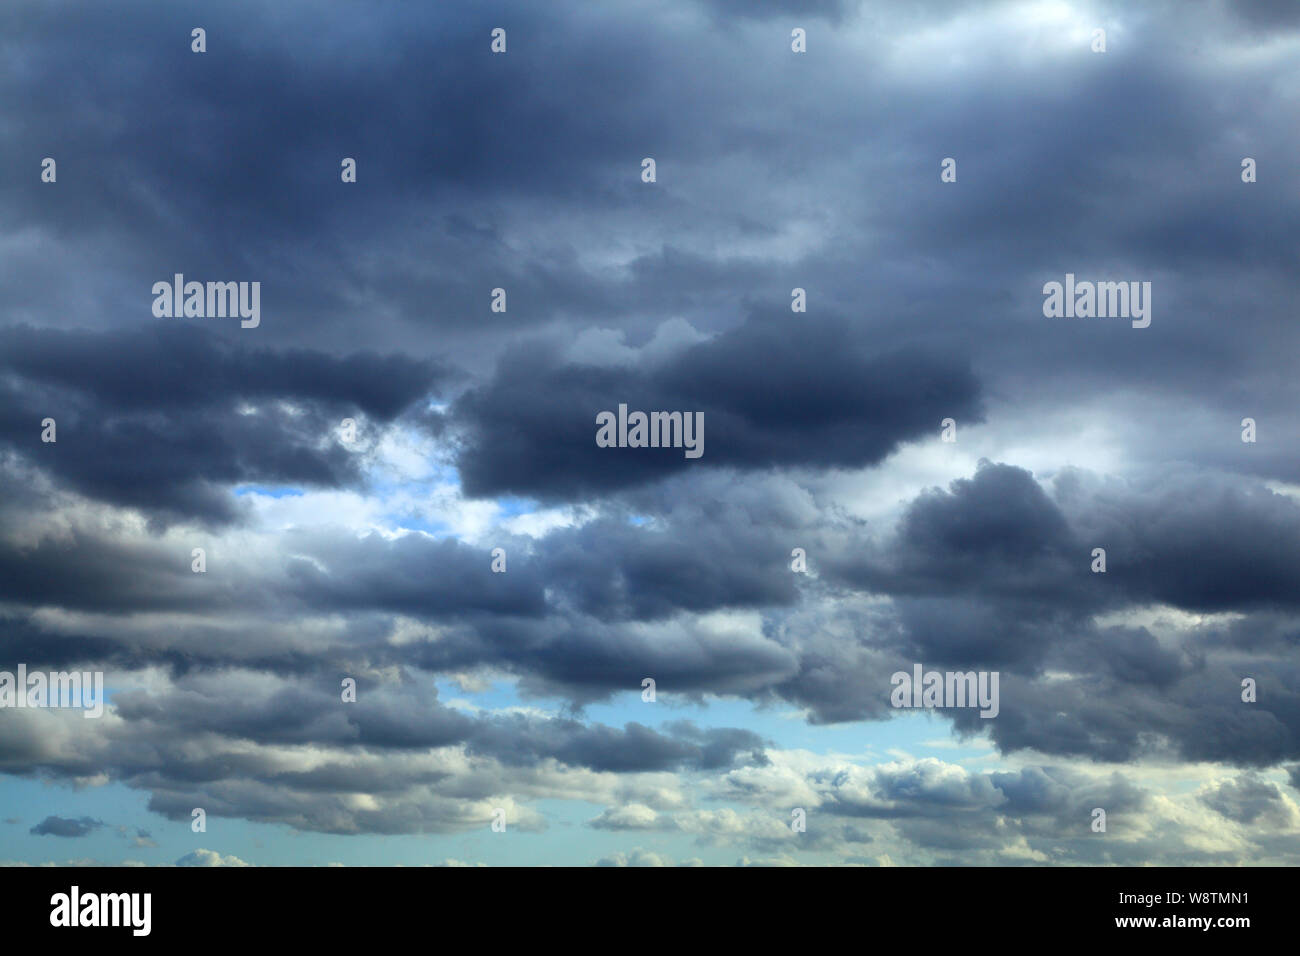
1,0,1298,860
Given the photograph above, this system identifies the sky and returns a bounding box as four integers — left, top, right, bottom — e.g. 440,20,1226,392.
1,0,1299,867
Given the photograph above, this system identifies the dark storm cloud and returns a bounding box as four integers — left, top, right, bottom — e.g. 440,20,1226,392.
0,323,446,524
1225,0,1300,29
0,471,803,689
1201,772,1295,826
696,0,850,22
0,499,542,624
0,0,785,355
755,461,1300,766
739,760,1158,863
1,0,1299,860
23,659,764,773
2,485,805,695
833,462,1086,604
0,323,440,419
0,617,124,672
278,531,548,618
409,613,798,704
0,603,361,683
3,0,1298,435
1065,471,1300,613
4,446,1297,770
452,312,983,499
0,0,590,233
886,597,1080,670
762,5,1300,490
534,508,802,621
831,461,1300,615
30,815,103,837
0,666,775,834
468,718,767,772
0,519,214,614
947,662,1300,767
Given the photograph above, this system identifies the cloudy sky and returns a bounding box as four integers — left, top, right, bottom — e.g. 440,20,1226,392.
2,0,1298,867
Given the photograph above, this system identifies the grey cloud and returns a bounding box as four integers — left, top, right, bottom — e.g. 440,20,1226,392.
30,815,103,837
0,323,448,524
1201,772,1296,826
453,313,983,500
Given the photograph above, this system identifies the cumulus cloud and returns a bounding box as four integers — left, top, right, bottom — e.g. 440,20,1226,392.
29,816,103,838
0,0,1296,866
175,849,252,868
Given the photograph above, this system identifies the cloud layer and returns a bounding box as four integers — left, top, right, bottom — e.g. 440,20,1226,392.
1,0,1298,865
